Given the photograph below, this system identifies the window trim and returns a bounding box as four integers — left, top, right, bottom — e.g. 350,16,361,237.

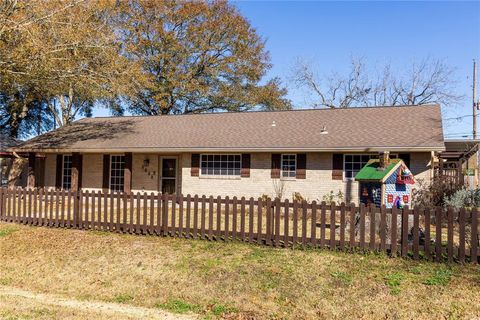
109,154,126,193
343,153,398,181
199,153,242,178
62,154,73,190
281,153,297,179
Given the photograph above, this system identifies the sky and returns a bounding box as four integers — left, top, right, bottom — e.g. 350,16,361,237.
94,1,480,139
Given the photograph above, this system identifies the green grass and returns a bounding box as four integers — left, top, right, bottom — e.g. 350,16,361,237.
384,272,405,295
155,299,201,314
111,293,134,304
0,227,17,237
424,268,453,286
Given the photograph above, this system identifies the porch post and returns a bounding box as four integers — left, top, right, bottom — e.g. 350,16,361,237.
124,152,132,194
27,153,35,188
71,152,81,192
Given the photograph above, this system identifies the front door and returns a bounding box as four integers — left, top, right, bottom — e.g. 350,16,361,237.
161,157,177,194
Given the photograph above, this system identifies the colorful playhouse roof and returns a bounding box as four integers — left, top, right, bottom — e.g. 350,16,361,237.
354,159,404,182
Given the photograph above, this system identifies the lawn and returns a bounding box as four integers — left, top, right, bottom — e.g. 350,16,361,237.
0,222,479,319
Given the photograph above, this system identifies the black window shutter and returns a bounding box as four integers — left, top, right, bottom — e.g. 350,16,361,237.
241,154,251,177
191,154,200,176
55,154,63,189
332,153,343,180
399,153,410,168
102,154,110,192
296,153,306,179
271,154,281,179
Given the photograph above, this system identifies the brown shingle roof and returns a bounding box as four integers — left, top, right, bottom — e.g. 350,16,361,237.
15,104,445,153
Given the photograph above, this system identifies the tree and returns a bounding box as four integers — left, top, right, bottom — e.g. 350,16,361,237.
291,57,462,108
0,0,136,137
116,0,290,115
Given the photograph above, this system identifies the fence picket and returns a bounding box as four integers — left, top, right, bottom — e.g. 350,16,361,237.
330,202,336,250
256,197,261,244
424,208,431,260
435,207,442,262
85,191,90,229
284,199,289,247
233,197,238,240
471,208,478,264
302,201,308,247
208,196,213,240
458,208,466,264
22,188,27,224
413,207,420,260
320,201,326,248
201,195,206,239
215,196,220,240
185,195,191,237
359,203,366,250
148,193,154,234
292,200,298,247
349,204,356,248
275,198,281,246
171,194,176,236
339,203,345,250
447,207,454,263
123,193,128,233
250,197,255,243
369,205,376,251
225,196,230,241
401,206,409,257
27,189,32,225
265,198,271,245
194,195,199,239
311,201,317,247
178,194,183,237
391,206,398,257
380,205,386,252
115,192,121,232
241,197,246,241
141,193,147,234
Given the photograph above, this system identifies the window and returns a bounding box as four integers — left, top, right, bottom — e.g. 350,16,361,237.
281,154,296,178
200,154,241,176
110,155,125,192
344,154,398,180
62,155,72,190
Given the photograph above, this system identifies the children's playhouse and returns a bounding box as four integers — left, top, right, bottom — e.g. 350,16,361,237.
355,158,415,208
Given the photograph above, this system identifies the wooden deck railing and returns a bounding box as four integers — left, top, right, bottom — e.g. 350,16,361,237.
0,187,478,264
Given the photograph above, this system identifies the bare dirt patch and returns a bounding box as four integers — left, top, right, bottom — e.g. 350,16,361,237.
0,286,196,320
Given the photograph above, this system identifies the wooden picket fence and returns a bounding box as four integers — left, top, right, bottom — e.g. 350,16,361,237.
0,187,478,264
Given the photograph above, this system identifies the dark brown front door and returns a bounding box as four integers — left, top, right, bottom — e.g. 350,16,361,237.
161,158,177,194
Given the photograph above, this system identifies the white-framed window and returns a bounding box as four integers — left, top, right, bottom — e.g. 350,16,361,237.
110,155,125,192
62,155,73,190
344,153,398,180
200,154,241,176
281,154,296,178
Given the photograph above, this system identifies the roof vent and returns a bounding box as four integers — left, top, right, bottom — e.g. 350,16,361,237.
320,125,328,134
271,121,276,127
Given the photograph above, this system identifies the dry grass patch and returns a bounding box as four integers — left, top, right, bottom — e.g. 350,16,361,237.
0,222,479,319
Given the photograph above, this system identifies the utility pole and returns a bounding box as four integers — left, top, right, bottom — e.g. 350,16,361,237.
474,59,477,140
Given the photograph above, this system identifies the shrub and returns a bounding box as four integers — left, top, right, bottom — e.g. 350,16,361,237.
411,178,461,207
321,190,344,205
444,188,480,209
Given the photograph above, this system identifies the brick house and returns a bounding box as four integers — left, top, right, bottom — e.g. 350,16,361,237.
11,104,445,203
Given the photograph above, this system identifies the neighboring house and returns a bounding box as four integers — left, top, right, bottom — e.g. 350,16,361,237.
11,104,445,203
440,139,479,187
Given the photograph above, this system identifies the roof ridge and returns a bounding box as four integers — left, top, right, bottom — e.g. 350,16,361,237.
84,103,440,121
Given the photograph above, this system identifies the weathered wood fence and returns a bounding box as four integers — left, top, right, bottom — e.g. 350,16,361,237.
0,187,478,264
